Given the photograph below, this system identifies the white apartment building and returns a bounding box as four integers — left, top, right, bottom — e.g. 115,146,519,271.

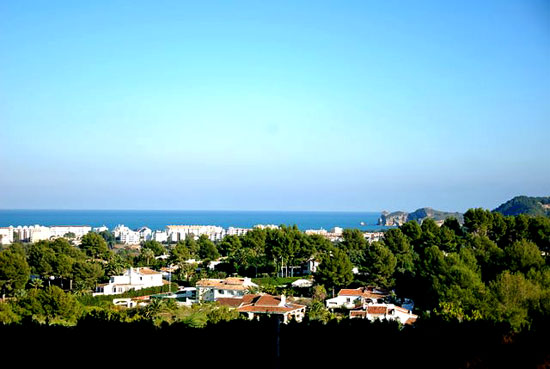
9,225,51,243
166,225,224,242
114,224,141,245
152,230,168,243
136,227,153,241
120,230,140,245
254,224,279,230
5,225,92,243
49,225,91,238
0,227,13,245
94,267,165,296
226,227,251,236
113,224,131,239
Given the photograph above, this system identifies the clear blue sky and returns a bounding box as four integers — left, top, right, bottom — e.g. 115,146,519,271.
1,0,549,212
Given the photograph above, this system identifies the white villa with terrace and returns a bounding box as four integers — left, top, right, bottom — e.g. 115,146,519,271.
195,277,258,302
349,303,418,325
94,267,166,296
326,287,389,309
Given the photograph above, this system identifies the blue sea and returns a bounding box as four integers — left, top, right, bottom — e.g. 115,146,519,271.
0,210,387,232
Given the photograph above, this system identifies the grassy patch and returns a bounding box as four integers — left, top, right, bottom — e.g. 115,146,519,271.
252,276,304,287
77,283,179,307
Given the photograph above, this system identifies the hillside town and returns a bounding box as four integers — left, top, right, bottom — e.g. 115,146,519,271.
94,267,417,325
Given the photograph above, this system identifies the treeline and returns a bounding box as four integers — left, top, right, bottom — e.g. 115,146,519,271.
377,209,550,331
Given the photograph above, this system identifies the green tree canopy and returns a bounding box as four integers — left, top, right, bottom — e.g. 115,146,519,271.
315,248,353,289
0,245,31,297
197,235,220,261
505,240,545,274
80,232,109,259
142,240,166,257
361,241,397,288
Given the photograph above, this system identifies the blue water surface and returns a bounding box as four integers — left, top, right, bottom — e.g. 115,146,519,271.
0,209,387,231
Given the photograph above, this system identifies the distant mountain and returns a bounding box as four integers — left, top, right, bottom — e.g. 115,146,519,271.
493,196,550,217
378,207,463,227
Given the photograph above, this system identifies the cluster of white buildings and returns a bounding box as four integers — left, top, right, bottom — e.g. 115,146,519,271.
304,228,384,243
112,224,279,245
0,225,92,244
92,266,416,325
326,287,417,325
96,271,306,323
0,221,384,247
113,225,153,245
0,222,279,246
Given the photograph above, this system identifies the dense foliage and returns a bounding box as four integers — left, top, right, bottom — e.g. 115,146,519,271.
0,209,549,334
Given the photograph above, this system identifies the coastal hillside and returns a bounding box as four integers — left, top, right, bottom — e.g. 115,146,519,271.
493,196,550,216
378,207,463,226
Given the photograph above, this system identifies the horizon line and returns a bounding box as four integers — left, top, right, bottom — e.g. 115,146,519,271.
0,208,386,213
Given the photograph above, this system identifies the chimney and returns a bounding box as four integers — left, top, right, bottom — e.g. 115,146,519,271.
280,295,286,306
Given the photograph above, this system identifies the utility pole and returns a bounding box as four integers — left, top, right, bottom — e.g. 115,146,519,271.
169,264,172,293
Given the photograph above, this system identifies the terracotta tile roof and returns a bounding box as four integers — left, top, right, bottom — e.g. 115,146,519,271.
236,294,306,315
367,305,388,315
216,297,244,308
241,294,258,305
196,278,253,290
254,295,282,306
238,305,302,314
225,277,248,285
338,289,364,296
350,311,367,317
405,316,417,325
338,287,389,299
138,268,162,275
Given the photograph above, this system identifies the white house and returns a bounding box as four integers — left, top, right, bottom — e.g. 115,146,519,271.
94,267,166,296
195,277,258,302
349,303,418,325
326,287,389,309
301,258,320,275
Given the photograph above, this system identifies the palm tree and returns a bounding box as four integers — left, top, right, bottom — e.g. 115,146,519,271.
144,298,164,319
141,249,155,266
29,278,44,290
